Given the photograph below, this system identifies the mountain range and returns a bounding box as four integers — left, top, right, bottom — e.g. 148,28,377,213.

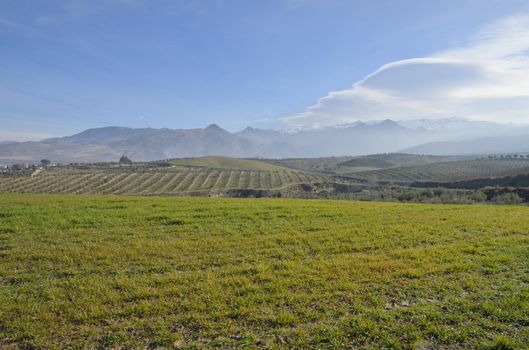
1,118,529,163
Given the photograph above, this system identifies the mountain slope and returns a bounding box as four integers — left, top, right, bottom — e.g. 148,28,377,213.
401,135,529,155
0,125,257,163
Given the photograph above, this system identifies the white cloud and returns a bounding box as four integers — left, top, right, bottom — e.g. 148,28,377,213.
284,14,529,127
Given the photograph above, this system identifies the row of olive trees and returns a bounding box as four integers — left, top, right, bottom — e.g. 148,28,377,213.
483,154,529,160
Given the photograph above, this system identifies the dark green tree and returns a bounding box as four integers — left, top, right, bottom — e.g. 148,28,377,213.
119,155,132,165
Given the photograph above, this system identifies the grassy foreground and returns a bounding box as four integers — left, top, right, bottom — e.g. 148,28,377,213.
0,194,528,349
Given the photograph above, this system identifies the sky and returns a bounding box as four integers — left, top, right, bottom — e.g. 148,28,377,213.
1,0,529,140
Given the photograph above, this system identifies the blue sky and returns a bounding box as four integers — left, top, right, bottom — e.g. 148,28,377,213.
1,0,529,140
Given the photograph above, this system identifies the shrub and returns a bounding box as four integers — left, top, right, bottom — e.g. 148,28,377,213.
492,192,523,205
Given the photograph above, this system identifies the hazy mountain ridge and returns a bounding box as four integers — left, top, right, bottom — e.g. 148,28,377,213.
0,125,258,163
402,134,529,156
1,118,529,163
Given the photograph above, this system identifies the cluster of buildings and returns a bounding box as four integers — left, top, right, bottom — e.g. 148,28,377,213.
0,163,33,170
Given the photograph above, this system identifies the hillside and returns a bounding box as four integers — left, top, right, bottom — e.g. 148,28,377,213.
4,155,529,200
268,156,358,173
336,153,465,173
0,155,352,197
169,156,288,171
0,168,327,196
272,154,468,174
412,172,529,190
350,158,529,183
1,194,527,349
401,134,529,155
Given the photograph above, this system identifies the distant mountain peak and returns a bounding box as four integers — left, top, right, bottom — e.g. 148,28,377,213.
341,119,406,131
240,126,255,132
353,122,369,128
371,119,407,130
205,123,225,131
379,119,401,126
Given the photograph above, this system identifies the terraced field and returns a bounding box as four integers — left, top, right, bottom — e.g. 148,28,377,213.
351,159,529,182
0,169,324,195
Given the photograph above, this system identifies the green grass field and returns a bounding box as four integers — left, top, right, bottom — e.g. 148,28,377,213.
1,194,527,349
170,156,289,172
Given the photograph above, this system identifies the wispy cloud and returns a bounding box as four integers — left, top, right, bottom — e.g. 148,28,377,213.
228,117,284,126
284,14,529,127
0,15,41,36
0,16,19,28
35,0,143,23
36,0,220,23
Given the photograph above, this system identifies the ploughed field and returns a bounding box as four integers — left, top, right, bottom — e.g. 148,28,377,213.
1,194,528,349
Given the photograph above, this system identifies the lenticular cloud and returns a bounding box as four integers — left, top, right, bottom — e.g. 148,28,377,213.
284,14,529,127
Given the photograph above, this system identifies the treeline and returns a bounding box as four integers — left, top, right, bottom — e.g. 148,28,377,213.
333,186,527,205
480,154,529,159
210,183,528,205
412,173,529,189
